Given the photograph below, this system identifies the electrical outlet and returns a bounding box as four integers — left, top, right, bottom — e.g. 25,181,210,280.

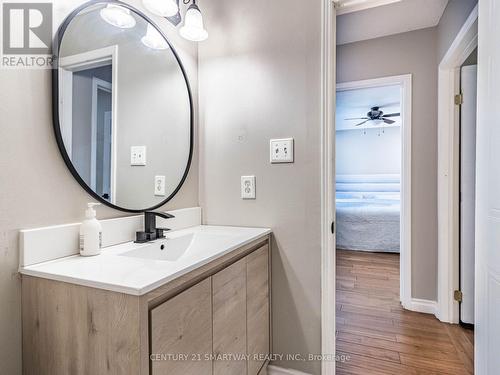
270,138,294,163
154,175,166,196
131,146,147,166
241,176,256,199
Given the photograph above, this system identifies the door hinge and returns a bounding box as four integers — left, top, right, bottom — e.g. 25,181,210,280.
454,290,463,302
455,94,463,105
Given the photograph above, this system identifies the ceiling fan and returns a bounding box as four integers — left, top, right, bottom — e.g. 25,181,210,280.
345,106,400,126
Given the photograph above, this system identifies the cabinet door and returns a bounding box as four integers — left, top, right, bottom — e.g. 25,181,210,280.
247,245,270,375
151,278,212,375
213,258,247,375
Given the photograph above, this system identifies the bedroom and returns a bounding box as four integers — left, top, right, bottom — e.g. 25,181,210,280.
335,83,402,254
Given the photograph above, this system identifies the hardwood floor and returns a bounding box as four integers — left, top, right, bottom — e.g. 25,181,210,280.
336,249,474,375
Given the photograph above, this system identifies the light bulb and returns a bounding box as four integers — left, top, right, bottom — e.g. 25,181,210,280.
141,24,169,50
100,4,136,29
179,2,208,42
143,0,179,17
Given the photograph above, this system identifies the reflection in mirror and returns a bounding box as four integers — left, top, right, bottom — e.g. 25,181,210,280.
56,2,192,212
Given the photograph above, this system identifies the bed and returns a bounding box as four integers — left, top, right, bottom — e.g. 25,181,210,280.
336,174,400,253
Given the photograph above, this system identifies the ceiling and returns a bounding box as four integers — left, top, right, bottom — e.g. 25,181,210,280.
336,85,401,131
336,0,449,45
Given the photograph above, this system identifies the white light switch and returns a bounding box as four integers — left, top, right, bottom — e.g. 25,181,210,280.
131,146,147,166
241,176,256,199
270,138,294,163
155,175,166,196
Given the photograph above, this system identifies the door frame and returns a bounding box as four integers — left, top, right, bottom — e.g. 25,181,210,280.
336,75,413,310
90,77,113,194
458,64,477,327
436,5,478,324
320,0,336,373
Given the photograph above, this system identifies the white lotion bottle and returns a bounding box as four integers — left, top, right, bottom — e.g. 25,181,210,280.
79,203,102,256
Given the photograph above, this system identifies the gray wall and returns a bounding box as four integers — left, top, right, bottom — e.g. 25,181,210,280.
337,27,439,300
462,47,478,66
0,1,198,374
198,0,323,373
437,0,478,62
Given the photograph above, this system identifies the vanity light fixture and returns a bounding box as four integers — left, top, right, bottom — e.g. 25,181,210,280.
143,0,179,17
179,0,208,42
142,24,170,50
100,4,137,28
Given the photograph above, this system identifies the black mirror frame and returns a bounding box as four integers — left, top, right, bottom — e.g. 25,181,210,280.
52,0,194,213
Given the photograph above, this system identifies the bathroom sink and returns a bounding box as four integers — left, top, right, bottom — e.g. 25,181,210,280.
120,234,195,261
119,231,232,262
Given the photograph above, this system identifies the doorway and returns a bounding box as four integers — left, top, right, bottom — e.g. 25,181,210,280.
458,51,477,329
91,76,113,202
58,45,118,204
436,4,478,325
335,75,412,308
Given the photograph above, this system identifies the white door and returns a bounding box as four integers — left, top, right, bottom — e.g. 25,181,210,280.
460,65,477,325
475,1,500,374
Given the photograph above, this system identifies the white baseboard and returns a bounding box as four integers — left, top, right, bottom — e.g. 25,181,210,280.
404,298,438,315
267,365,312,375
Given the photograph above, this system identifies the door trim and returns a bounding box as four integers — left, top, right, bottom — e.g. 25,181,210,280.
437,4,478,324
320,0,336,373
336,74,412,310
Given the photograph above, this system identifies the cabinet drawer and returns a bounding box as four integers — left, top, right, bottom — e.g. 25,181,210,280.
213,258,248,375
150,278,213,375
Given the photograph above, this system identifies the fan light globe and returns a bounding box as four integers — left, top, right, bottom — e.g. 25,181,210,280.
143,0,179,17
141,24,170,50
100,4,136,29
179,3,208,42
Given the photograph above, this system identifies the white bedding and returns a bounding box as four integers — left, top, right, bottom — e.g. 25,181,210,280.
335,175,401,253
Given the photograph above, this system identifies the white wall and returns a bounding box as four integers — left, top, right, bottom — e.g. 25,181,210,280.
336,127,401,176
198,0,323,373
0,1,198,374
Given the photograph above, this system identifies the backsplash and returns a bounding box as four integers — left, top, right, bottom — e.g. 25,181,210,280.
19,207,201,267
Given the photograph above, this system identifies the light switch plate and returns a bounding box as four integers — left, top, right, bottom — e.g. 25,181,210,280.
270,138,294,163
241,176,256,199
154,175,166,196
131,146,146,166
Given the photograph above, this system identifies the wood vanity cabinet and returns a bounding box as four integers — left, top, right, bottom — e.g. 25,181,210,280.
22,236,271,375
212,258,248,375
246,246,271,375
150,278,213,375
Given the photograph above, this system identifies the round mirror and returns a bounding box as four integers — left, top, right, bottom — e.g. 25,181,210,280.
54,1,193,212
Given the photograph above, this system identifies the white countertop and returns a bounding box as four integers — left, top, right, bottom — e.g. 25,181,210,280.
20,225,271,296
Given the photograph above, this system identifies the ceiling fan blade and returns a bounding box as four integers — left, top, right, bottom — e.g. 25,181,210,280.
382,113,400,118
383,118,396,124
355,120,370,127
344,117,369,120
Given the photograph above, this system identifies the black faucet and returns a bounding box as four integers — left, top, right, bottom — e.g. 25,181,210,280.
135,211,175,243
